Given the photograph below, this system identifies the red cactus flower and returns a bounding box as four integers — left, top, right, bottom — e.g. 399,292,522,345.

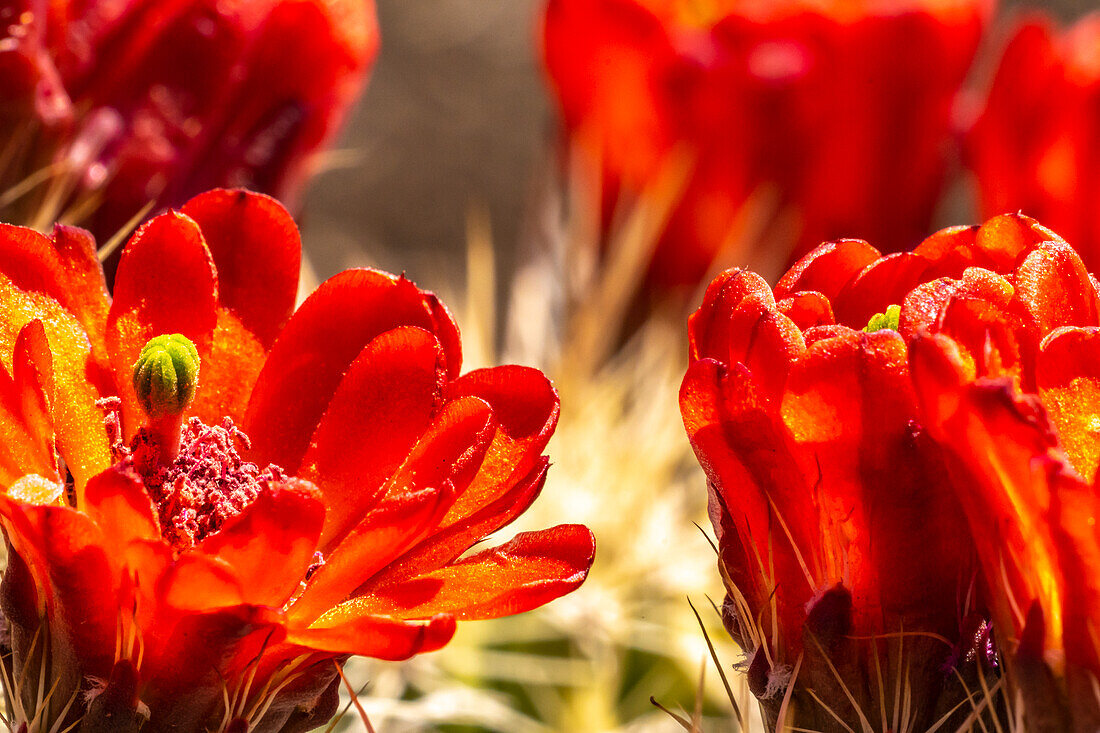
0,189,594,732
0,0,377,242
542,0,991,290
905,217,1100,727
965,12,1100,276
683,212,1100,727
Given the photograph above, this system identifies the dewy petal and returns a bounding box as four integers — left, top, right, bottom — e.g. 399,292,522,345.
107,210,218,435
680,356,815,646
326,525,595,621
439,366,558,527
774,239,882,302
180,189,300,348
0,266,111,494
0,320,59,485
197,477,325,609
1037,327,1100,483
298,326,446,549
289,613,455,661
244,269,460,471
1013,240,1100,335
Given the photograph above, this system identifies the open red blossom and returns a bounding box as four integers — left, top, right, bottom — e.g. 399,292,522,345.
683,212,1100,727
965,12,1100,276
0,0,377,242
0,189,594,732
542,0,990,289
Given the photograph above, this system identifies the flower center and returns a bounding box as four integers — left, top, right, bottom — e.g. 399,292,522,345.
126,416,284,549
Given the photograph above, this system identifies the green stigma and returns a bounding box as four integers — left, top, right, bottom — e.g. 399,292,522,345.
863,304,901,333
133,334,200,418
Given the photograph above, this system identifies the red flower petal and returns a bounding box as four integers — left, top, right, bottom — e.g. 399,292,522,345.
289,612,455,660
197,477,325,608
289,485,452,625
244,270,458,471
689,268,805,405
0,495,117,675
440,366,558,527
831,252,931,328
909,332,1060,640
361,458,550,590
774,239,881,302
107,210,218,435
298,326,445,549
329,525,594,621
82,466,161,559
379,395,496,508
781,329,972,637
777,291,834,331
180,189,300,348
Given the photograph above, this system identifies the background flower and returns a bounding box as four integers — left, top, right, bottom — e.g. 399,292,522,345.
0,0,378,243
965,11,1100,275
541,0,991,290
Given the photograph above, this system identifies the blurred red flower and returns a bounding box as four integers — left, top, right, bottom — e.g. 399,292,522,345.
0,0,377,241
966,12,1100,276
542,0,991,290
0,189,594,732
683,212,1100,727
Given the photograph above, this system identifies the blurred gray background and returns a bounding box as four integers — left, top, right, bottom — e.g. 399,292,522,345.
298,0,1093,300
300,0,548,301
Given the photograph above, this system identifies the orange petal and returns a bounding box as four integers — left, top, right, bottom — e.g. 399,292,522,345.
1037,327,1100,483
197,477,324,608
378,395,496,507
330,525,594,621
298,326,445,549
107,211,218,437
0,321,59,485
244,269,459,471
289,612,455,660
781,329,973,638
189,308,267,426
156,552,245,612
777,291,834,331
180,189,301,348
0,272,111,494
1013,240,1100,335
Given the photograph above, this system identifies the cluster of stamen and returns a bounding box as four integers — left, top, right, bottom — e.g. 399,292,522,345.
123,416,284,549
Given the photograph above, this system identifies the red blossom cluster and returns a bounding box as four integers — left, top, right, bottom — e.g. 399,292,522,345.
682,214,1100,728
